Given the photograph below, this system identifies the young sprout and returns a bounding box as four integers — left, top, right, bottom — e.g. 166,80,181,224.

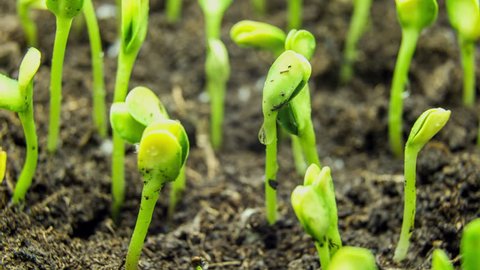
111,0,149,219
461,218,480,270
0,148,6,183
17,0,46,46
446,0,480,107
0,48,41,204
205,39,230,149
198,0,232,39
291,164,342,269
125,119,189,270
394,108,450,261
388,0,438,157
46,0,84,152
327,246,377,270
166,0,182,23
230,20,286,57
260,50,311,224
287,0,302,30
340,0,373,83
431,249,454,270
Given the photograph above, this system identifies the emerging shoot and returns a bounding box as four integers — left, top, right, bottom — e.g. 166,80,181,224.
394,108,450,261
291,164,342,269
327,246,377,270
388,0,438,157
0,48,41,204
461,218,480,270
198,0,232,39
17,0,46,46
446,0,480,107
431,249,454,270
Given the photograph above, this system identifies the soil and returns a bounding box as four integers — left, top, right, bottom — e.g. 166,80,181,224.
1,0,479,269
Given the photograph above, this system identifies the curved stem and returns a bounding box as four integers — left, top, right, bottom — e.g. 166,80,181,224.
459,37,475,107
208,79,225,150
265,127,278,225
388,28,419,158
17,1,38,47
47,16,73,153
314,240,331,269
287,0,302,30
166,0,182,23
125,179,163,270
394,147,418,262
83,0,107,138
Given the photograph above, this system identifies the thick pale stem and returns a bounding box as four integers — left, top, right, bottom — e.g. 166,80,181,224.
47,16,73,152
265,130,278,225
315,241,331,269
291,135,306,175
205,15,222,40
166,0,182,23
288,0,302,30
299,118,321,168
17,1,38,47
460,38,476,107
208,80,225,150
388,28,419,158
83,0,107,138
394,147,418,261
168,166,186,219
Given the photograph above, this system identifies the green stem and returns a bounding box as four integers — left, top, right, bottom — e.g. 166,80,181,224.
208,79,225,150
460,37,476,107
394,147,418,262
265,127,278,225
125,179,163,270
388,28,419,158
47,16,73,153
83,0,107,138
17,1,38,47
205,15,222,40
166,0,182,23
340,0,372,83
12,91,38,204
299,118,321,167
314,241,331,269
251,0,266,16
291,135,306,175
168,166,186,219
287,0,302,30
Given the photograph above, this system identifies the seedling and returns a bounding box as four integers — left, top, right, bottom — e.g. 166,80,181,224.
446,0,480,107
431,249,454,270
125,120,189,270
327,246,377,270
46,0,84,152
110,87,187,219
0,148,6,183
17,0,46,46
340,0,373,83
198,0,232,39
394,108,450,261
291,164,342,269
111,0,149,219
388,0,438,157
230,20,286,57
0,48,41,204
461,218,480,270
166,0,182,23
205,39,230,149
288,0,302,30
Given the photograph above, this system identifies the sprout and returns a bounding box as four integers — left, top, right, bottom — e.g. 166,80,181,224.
46,0,84,152
230,20,286,57
205,39,230,149
17,0,46,46
111,0,149,220
287,0,302,30
125,119,189,270
0,148,6,184
340,0,373,83
394,108,450,261
327,246,377,270
431,249,454,270
198,0,232,39
446,0,480,107
291,164,342,269
388,0,438,157
461,218,480,270
166,0,182,23
0,48,41,204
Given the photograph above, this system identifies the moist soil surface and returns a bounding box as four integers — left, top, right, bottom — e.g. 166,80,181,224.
1,0,480,269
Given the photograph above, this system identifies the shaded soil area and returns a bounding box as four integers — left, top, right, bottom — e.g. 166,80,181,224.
1,0,480,269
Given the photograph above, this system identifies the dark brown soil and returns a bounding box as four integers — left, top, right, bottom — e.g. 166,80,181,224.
1,0,479,269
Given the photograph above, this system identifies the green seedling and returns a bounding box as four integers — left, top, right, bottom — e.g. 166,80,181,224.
125,120,189,270
394,108,450,261
230,20,286,57
431,249,454,270
461,218,480,270
340,0,373,83
327,246,377,270
0,48,41,204
46,0,84,152
0,148,6,184
110,86,187,219
291,164,342,269
205,39,230,149
288,0,302,30
17,0,46,46
111,0,149,220
251,0,265,16
260,50,312,224
166,0,182,23
388,0,438,157
446,0,480,107
198,0,232,39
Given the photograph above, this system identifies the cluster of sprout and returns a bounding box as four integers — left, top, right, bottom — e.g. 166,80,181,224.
1,0,479,268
